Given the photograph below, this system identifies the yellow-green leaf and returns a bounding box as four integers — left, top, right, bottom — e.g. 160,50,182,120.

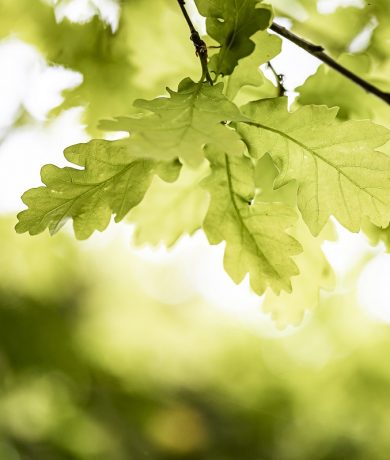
238,98,390,235
16,140,180,239
202,147,302,295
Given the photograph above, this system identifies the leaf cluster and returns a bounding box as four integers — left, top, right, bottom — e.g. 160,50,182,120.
10,0,390,326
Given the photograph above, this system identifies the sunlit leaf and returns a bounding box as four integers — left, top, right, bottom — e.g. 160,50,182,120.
194,0,272,76
100,78,244,166
297,54,390,124
16,140,181,239
238,97,390,235
202,146,302,295
130,165,209,248
225,31,282,100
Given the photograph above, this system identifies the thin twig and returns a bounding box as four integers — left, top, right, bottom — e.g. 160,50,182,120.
267,61,287,96
177,0,213,85
270,22,390,106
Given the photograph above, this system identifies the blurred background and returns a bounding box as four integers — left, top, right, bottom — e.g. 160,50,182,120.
1,0,390,458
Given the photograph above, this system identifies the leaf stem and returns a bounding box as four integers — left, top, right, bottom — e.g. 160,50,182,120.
270,22,390,106
177,0,213,85
267,61,287,97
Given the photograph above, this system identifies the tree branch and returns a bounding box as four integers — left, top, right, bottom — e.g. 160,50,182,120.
177,0,213,85
270,22,390,106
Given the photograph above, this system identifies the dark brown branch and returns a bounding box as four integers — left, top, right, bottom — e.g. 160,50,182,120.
177,0,213,85
270,22,390,106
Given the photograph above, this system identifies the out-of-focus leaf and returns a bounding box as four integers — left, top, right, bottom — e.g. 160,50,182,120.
290,4,368,55
254,154,335,327
297,54,372,120
0,0,199,132
365,0,390,62
362,220,390,253
130,165,209,248
263,219,335,328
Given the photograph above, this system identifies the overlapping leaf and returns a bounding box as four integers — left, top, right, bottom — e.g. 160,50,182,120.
0,0,199,132
297,54,390,124
365,0,390,62
274,1,368,55
263,219,335,328
225,31,282,101
254,154,335,327
362,220,390,252
195,0,272,76
202,147,302,295
238,98,390,236
16,140,181,239
129,165,209,248
100,78,244,166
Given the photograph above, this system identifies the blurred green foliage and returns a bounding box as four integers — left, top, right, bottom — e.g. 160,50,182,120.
2,216,390,459
0,0,199,133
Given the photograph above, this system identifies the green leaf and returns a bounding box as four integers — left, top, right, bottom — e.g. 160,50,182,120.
15,140,181,239
194,0,272,76
263,219,336,328
225,31,282,101
362,220,390,253
254,154,335,327
129,165,209,248
267,0,308,21
238,98,390,236
100,78,244,166
202,147,302,295
365,0,390,62
297,54,384,121
0,0,200,133
291,4,368,56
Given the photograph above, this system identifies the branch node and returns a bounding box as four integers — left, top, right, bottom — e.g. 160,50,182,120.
177,0,213,85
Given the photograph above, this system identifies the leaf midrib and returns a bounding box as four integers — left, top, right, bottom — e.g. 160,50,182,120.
224,154,281,281
37,161,139,231
245,120,390,208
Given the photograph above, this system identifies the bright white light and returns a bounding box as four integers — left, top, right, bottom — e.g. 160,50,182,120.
92,0,121,31
54,0,97,24
358,254,390,323
318,0,364,14
271,37,321,91
349,16,378,53
53,0,121,31
322,221,370,278
0,39,41,134
191,235,263,316
0,108,88,213
25,66,82,121
0,38,82,132
186,0,206,35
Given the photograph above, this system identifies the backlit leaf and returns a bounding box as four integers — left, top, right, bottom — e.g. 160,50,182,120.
16,140,181,239
130,165,209,248
202,147,302,295
100,78,244,166
238,98,390,235
194,0,273,76
225,31,282,101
